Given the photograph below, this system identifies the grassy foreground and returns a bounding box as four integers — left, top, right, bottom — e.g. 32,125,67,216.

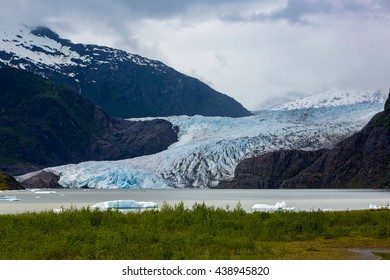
0,203,390,260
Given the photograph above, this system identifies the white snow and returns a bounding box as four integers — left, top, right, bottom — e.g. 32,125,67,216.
0,26,85,68
44,100,384,189
273,89,386,110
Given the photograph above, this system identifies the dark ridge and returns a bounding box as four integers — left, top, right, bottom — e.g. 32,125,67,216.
0,68,178,176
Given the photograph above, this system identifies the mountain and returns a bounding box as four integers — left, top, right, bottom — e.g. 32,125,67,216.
0,68,178,175
273,89,386,111
217,91,390,189
19,91,384,189
216,149,326,189
0,25,251,118
0,171,23,190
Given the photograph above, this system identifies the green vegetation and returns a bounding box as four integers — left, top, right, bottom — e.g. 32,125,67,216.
0,68,102,169
373,252,390,260
0,203,389,260
0,171,23,190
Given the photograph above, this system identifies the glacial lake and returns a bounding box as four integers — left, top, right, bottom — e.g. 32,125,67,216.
1,188,390,214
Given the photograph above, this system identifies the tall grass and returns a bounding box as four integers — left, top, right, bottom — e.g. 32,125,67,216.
0,203,389,259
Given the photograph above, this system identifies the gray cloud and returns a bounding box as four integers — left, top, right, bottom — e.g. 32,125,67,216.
2,0,388,31
222,0,390,24
215,54,230,68
0,0,260,23
266,0,333,24
1,0,390,109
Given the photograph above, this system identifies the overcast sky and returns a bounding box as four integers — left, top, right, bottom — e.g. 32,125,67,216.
1,0,390,109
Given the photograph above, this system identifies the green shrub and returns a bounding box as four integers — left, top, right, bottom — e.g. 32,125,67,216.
0,206,389,259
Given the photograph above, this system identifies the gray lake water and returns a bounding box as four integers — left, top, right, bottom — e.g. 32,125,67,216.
1,188,390,214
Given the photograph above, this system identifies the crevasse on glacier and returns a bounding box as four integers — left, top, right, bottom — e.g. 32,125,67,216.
45,102,384,189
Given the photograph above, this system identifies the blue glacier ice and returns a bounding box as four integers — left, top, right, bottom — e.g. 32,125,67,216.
91,200,158,212
45,102,384,189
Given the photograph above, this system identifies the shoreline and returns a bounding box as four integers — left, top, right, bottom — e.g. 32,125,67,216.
1,188,390,215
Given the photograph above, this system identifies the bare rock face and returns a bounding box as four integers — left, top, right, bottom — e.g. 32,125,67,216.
21,171,61,189
282,129,390,189
216,149,326,189
217,92,390,189
86,118,178,161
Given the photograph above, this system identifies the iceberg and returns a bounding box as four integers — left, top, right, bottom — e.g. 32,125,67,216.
369,203,390,210
0,195,20,201
91,200,158,212
33,191,56,194
252,201,295,212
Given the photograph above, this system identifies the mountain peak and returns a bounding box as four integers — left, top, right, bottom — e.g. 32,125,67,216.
30,26,60,40
0,25,251,118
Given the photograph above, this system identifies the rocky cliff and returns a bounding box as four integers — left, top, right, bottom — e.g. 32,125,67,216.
216,149,326,189
0,68,178,175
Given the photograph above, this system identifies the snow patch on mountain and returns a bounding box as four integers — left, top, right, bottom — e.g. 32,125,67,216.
273,89,386,110
0,26,85,68
0,25,168,73
45,101,384,189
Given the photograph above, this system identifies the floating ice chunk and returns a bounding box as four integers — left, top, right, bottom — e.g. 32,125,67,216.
252,201,295,212
0,195,20,201
34,191,56,194
369,203,378,209
91,200,158,213
369,203,390,209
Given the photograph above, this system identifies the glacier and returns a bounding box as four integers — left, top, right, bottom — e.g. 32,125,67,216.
44,101,384,189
